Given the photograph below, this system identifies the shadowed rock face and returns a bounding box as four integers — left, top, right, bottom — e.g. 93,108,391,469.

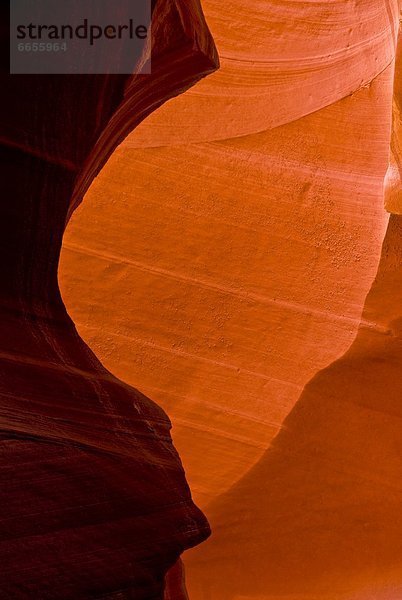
186,215,402,600
0,1,218,598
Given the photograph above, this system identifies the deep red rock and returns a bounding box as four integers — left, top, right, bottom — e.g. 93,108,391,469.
0,1,218,598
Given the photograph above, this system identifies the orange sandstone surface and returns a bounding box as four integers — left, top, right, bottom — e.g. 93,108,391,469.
60,2,402,598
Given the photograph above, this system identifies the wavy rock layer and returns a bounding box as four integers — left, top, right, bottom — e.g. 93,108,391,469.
60,1,402,599
0,1,217,598
125,0,399,145
62,65,393,504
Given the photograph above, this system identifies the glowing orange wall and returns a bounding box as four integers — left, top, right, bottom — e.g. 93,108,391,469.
60,2,402,598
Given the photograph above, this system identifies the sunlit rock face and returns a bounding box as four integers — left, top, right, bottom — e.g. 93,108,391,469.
59,1,402,599
386,31,402,215
0,1,217,598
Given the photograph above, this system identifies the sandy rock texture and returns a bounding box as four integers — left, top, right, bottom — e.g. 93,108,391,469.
59,1,402,599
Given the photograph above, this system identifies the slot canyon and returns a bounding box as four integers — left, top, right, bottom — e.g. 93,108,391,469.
2,1,402,598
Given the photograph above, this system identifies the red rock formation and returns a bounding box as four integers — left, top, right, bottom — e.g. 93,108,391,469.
0,1,217,598
163,559,189,600
59,1,402,598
